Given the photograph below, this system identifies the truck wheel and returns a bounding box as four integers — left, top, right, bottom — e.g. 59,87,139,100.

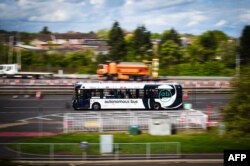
102,75,108,81
136,76,143,81
153,102,161,110
92,102,101,110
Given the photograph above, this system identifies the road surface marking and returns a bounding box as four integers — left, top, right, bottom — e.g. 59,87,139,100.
0,122,28,129
18,116,52,122
35,117,52,120
0,131,59,137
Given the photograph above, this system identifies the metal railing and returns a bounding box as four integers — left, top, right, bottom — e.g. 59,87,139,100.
63,110,208,133
0,142,181,160
0,78,231,88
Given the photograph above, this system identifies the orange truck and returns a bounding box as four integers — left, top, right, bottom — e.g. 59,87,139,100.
97,59,159,81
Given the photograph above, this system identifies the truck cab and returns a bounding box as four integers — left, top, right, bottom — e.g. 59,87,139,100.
97,64,108,75
0,64,19,75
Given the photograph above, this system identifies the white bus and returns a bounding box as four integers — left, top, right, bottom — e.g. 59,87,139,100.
72,82,183,110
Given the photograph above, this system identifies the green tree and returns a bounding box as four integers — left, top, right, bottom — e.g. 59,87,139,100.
186,42,204,64
40,26,51,34
196,30,229,62
0,42,8,63
239,25,250,66
96,29,109,40
224,66,250,136
215,40,237,68
64,52,88,68
161,29,181,46
160,40,182,65
108,21,126,61
83,48,95,62
223,26,250,136
131,26,152,60
151,33,161,39
20,50,34,66
124,33,136,61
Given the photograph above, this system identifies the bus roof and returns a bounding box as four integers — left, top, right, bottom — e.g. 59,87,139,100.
75,82,181,89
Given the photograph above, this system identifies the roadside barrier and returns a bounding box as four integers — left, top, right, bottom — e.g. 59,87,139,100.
183,90,189,100
35,91,42,100
0,78,231,88
0,142,181,160
63,110,208,133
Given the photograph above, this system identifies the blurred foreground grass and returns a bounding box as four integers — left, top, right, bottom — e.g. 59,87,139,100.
9,128,250,155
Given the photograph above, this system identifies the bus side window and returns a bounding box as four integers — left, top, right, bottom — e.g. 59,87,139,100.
100,89,104,98
103,89,109,98
144,89,150,98
129,89,136,98
136,89,139,98
125,90,132,98
153,89,158,98
117,90,124,98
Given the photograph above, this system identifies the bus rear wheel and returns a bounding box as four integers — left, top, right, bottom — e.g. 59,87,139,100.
153,102,161,110
92,102,101,110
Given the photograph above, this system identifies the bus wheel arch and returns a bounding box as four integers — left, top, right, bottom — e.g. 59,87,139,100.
72,100,80,110
92,102,101,110
152,102,161,110
73,106,80,110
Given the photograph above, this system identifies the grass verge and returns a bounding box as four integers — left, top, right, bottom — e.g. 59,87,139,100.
9,128,250,155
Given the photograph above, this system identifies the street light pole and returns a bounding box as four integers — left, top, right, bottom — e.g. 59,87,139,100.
236,38,240,77
236,52,240,77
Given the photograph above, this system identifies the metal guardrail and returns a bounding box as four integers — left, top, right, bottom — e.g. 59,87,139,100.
0,78,231,86
159,76,233,80
30,74,233,80
0,78,232,94
0,142,181,160
0,85,233,95
51,74,234,81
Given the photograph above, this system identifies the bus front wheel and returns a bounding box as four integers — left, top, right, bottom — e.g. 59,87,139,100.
153,102,161,110
72,100,80,110
92,103,101,110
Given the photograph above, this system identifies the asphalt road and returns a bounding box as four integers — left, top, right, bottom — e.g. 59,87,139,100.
0,93,230,141
0,93,229,165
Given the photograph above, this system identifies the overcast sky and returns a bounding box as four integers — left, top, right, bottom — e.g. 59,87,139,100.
0,0,249,37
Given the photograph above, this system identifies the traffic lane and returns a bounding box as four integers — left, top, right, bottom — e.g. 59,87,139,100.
0,121,63,132
185,98,228,111
0,99,71,109
0,108,71,123
185,93,230,110
0,93,231,110
0,93,231,124
0,94,71,108
0,95,72,123
0,93,231,100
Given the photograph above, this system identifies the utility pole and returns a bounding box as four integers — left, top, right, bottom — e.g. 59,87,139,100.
8,36,14,64
236,38,240,77
16,32,21,70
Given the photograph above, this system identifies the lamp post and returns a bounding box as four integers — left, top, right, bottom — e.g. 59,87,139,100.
236,38,240,77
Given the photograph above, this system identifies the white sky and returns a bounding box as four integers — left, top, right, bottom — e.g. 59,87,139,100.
0,0,249,37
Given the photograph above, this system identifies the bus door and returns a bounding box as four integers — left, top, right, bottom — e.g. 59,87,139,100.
143,85,158,109
74,89,91,109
